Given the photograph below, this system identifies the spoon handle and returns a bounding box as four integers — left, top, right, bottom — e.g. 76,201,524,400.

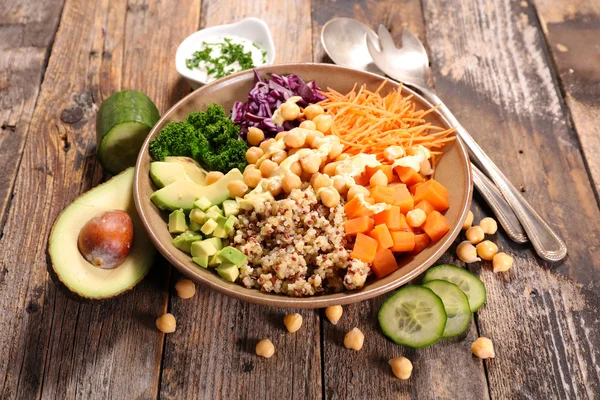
414,86,567,261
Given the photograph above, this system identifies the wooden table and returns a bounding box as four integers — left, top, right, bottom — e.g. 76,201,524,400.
1,0,599,398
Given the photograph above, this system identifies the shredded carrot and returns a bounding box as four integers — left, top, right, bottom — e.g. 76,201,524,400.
319,81,456,164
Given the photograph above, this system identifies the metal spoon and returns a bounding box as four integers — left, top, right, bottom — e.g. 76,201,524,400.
366,24,567,261
321,18,529,245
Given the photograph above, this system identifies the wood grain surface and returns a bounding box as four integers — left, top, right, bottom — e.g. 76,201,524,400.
0,0,599,399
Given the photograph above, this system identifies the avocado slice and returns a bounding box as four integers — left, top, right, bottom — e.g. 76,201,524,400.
190,240,218,257
201,219,218,235
217,262,240,282
48,168,155,299
192,255,209,268
208,253,222,268
222,199,240,217
168,209,187,233
164,156,206,185
193,197,212,211
172,230,202,253
150,169,243,211
189,220,202,232
189,208,206,224
204,237,223,251
218,246,247,267
150,162,187,188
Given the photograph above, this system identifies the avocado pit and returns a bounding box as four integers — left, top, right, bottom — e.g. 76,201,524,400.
77,209,134,269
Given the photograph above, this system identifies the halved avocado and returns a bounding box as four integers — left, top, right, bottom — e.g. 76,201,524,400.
48,168,155,299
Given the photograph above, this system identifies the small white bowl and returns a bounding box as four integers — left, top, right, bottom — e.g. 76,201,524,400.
175,18,276,89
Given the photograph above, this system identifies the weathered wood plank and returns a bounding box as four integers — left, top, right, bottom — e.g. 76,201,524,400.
0,0,200,398
311,1,490,399
159,2,320,399
423,0,600,397
532,0,600,197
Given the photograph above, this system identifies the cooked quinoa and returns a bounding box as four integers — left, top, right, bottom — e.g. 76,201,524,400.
233,185,372,296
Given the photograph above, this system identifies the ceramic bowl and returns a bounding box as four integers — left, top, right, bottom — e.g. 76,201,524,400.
175,18,276,89
134,63,473,308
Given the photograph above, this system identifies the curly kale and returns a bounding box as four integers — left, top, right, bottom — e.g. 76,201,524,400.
148,104,248,173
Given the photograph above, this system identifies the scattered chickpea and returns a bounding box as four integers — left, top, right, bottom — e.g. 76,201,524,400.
332,176,348,195
347,185,370,201
300,169,313,182
245,146,264,164
306,130,325,148
259,138,276,153
476,240,498,261
312,174,332,191
456,241,481,263
303,104,324,120
280,101,301,121
260,159,278,178
322,161,340,176
344,327,365,351
493,252,514,273
336,153,350,161
320,187,341,208
480,217,498,234
284,130,306,148
313,114,333,133
256,338,275,358
266,180,282,196
406,208,427,227
156,313,176,333
271,150,288,164
175,279,195,299
283,313,303,333
290,161,302,176
282,173,302,193
389,357,413,380
247,127,265,146
465,226,485,244
243,166,263,188
325,305,343,324
227,180,248,198
205,171,224,185
329,143,344,160
471,337,495,359
370,170,389,187
300,153,322,174
288,148,301,156
299,120,317,130
419,159,434,175
383,145,405,161
275,131,287,140
462,210,474,230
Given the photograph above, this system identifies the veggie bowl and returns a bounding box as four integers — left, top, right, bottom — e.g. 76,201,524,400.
134,63,472,308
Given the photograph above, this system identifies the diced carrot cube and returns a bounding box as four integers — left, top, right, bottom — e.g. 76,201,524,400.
392,184,414,214
370,185,396,205
422,211,450,242
381,165,394,182
391,231,416,252
351,233,378,262
371,249,399,278
369,224,394,250
364,197,375,204
373,206,402,231
408,182,422,195
344,216,375,235
398,213,413,233
344,196,374,219
354,173,369,186
394,166,425,186
413,179,449,211
412,233,431,254
415,200,435,215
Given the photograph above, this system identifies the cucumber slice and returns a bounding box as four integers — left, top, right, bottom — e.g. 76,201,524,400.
422,264,487,312
378,286,447,348
96,90,160,174
422,280,472,338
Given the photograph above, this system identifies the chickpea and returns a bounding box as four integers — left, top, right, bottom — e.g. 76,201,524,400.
175,279,195,299
283,313,303,333
300,169,313,182
462,210,474,230
289,161,302,176
471,337,495,359
243,166,263,188
493,252,514,273
275,131,287,140
299,120,317,130
336,153,350,161
465,226,485,244
329,143,344,160
332,176,348,195
389,357,413,380
313,114,333,133
384,145,405,161
260,138,276,153
247,127,265,146
476,240,498,261
406,208,427,227
227,180,248,198
267,180,283,196
325,305,343,325
284,130,306,148
271,150,288,165
370,170,389,187
419,159,434,175
306,130,325,148
322,161,340,176
205,171,224,185
320,187,341,208
303,104,324,120
255,338,275,358
300,152,321,174
288,148,301,157
282,173,302,193
260,159,278,178
156,313,176,333
246,146,264,164
347,185,370,201
280,101,301,121
312,174,332,191
456,241,481,263
480,217,498,234
344,327,365,351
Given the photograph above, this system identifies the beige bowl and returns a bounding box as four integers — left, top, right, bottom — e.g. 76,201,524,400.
134,63,473,308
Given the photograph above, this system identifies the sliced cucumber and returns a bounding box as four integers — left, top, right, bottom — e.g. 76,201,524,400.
422,280,472,338
422,264,487,312
96,90,160,174
378,286,447,348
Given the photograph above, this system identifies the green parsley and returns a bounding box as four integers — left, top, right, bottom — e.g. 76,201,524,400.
186,38,264,79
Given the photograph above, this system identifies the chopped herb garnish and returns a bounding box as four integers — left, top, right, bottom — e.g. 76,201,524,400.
186,37,264,80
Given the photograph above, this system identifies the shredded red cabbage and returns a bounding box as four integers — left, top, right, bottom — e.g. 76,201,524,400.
231,69,326,140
